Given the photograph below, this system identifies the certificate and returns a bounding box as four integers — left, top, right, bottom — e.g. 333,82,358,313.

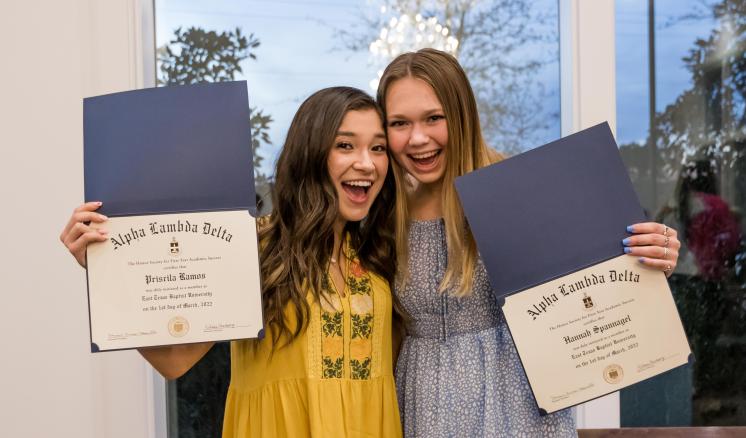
83,81,263,352
455,122,691,413
501,255,690,413
87,211,262,351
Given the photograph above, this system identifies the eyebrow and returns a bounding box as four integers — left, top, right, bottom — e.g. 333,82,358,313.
336,131,386,139
387,108,443,119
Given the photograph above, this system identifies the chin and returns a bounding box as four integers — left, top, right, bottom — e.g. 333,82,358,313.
419,175,445,185
409,170,445,186
343,214,368,223
340,207,371,223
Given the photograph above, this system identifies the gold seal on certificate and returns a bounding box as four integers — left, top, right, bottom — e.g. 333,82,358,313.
501,255,691,414
168,316,190,337
86,210,263,352
603,364,624,384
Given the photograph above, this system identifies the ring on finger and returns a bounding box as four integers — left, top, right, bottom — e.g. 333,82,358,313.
663,225,669,237
663,247,669,259
664,235,670,247
664,264,672,272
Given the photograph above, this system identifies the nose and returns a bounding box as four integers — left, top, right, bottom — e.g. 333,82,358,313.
409,123,429,146
353,149,375,173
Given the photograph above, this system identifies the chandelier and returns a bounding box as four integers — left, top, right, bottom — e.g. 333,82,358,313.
368,12,459,90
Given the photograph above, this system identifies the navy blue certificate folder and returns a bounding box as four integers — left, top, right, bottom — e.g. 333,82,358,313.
84,81,256,216
83,81,264,353
454,122,646,301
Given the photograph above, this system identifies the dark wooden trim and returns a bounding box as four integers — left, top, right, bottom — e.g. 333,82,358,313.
578,427,746,438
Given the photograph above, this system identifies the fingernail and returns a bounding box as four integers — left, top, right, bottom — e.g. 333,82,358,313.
622,238,631,246
96,201,103,206
627,225,634,233
624,247,631,254
638,257,646,264
99,214,108,221
99,229,108,234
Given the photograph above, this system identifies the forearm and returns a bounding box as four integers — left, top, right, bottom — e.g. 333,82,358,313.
138,342,215,380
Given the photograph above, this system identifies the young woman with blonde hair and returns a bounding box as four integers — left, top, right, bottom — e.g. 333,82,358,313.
378,48,680,437
60,87,403,437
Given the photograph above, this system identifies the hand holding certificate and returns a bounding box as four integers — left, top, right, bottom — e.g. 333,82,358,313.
455,122,691,414
82,82,263,352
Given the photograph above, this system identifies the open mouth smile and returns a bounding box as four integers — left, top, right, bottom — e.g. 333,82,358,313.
341,180,373,203
408,149,442,169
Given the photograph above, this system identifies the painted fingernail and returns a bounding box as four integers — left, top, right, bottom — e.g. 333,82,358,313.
624,247,631,254
627,225,634,233
622,238,631,246
96,201,103,206
638,257,646,264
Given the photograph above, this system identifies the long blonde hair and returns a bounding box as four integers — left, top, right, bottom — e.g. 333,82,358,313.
377,48,503,297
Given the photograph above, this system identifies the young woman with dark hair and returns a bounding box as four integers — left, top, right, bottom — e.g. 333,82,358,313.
60,86,403,437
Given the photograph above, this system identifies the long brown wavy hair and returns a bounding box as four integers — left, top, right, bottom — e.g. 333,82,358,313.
377,48,503,297
258,86,397,347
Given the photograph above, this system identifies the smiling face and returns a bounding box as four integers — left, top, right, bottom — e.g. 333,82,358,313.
327,108,389,226
384,76,449,187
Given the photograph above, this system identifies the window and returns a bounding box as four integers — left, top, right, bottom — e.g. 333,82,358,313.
155,0,560,435
617,0,746,427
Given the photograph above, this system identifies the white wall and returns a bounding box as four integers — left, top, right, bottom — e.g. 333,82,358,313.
0,1,158,437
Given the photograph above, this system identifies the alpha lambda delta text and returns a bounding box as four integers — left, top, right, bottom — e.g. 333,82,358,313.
110,220,232,250
527,270,639,320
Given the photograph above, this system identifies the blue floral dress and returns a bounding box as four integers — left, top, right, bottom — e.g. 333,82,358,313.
395,219,577,437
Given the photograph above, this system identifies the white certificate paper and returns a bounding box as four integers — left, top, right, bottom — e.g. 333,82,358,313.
86,210,263,352
502,255,691,414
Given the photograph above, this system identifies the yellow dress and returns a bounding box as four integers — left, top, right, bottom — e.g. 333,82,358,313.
222,249,402,437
